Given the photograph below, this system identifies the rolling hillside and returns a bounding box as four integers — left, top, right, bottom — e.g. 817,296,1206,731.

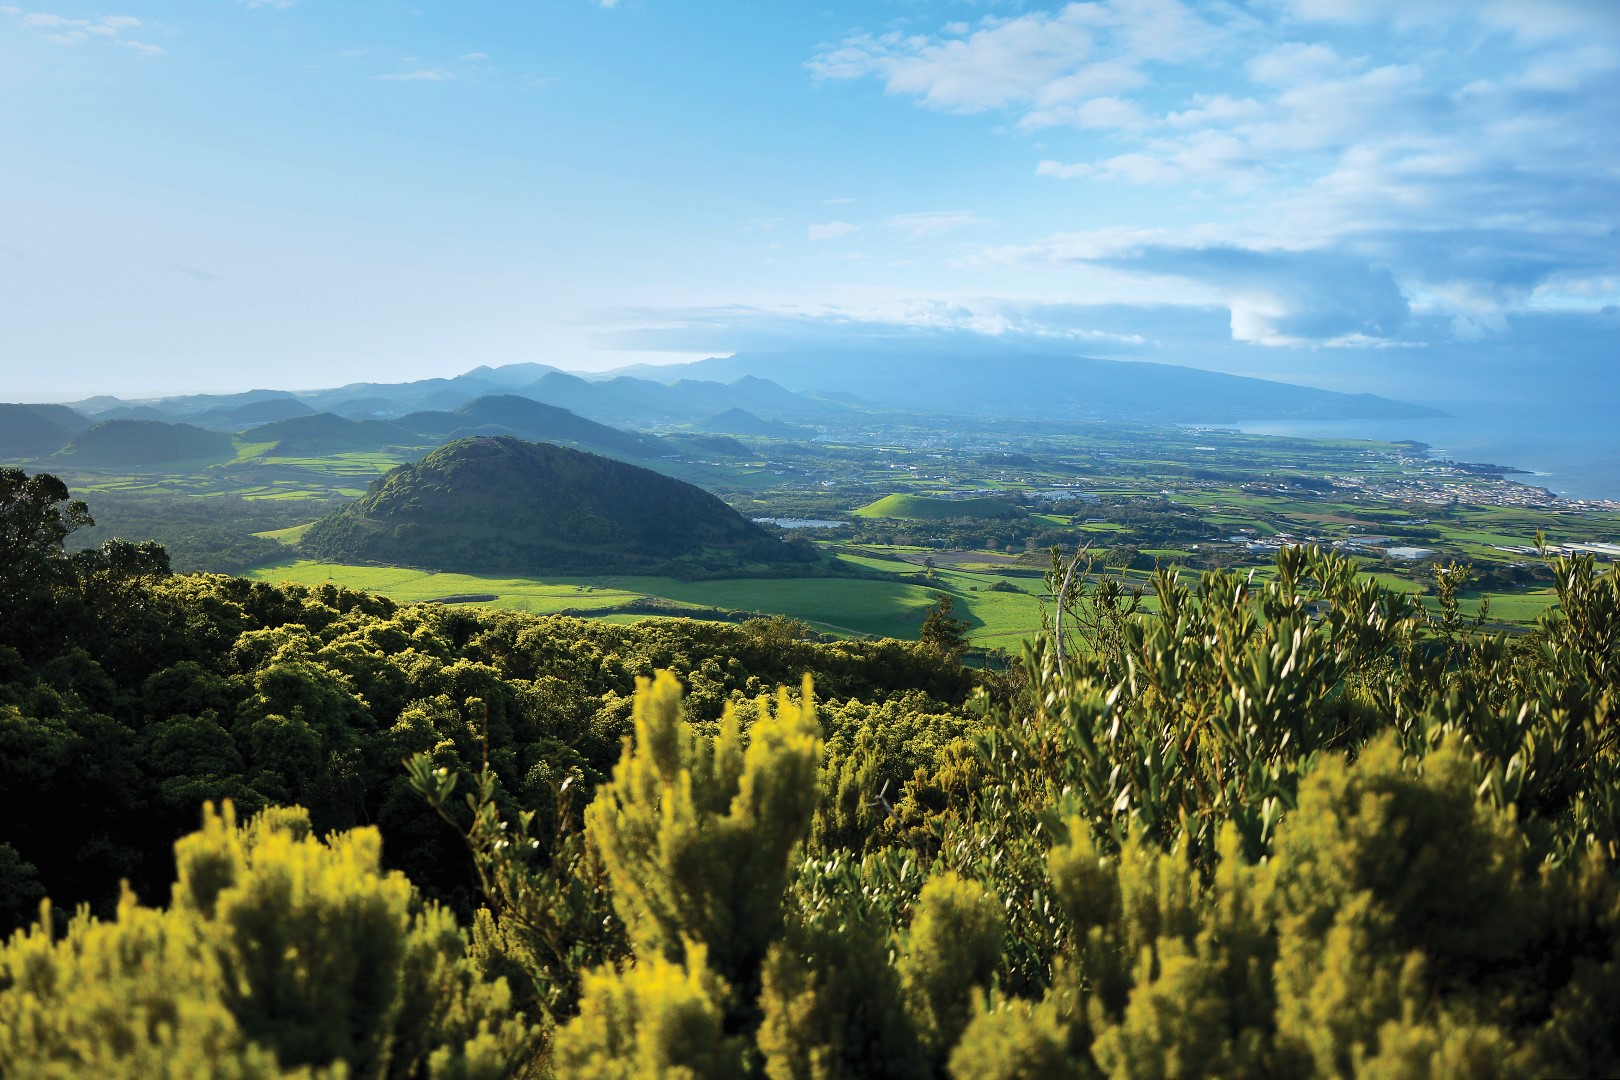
694,408,805,438
250,413,417,454
59,420,234,466
0,404,92,459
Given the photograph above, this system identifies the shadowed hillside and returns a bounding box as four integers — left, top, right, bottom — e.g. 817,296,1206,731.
249,412,417,454
694,407,805,438
58,419,234,466
0,404,91,459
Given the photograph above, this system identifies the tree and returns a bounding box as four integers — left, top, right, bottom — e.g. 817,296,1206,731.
0,469,91,574
0,469,92,653
919,594,971,663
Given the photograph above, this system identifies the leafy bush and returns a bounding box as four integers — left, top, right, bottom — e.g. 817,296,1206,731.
6,467,1620,1077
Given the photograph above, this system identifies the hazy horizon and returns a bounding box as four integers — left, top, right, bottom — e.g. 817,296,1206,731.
3,1,1616,404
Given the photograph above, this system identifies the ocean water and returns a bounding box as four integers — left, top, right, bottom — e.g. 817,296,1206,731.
1226,401,1620,502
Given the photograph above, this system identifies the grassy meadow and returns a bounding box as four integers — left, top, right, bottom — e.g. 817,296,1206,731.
246,550,1051,646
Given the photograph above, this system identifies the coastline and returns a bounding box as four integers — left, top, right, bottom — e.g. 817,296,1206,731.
1196,410,1620,503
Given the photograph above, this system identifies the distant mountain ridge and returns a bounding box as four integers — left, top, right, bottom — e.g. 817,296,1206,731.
605,350,1444,424
58,369,837,435
33,348,1444,448
301,435,815,577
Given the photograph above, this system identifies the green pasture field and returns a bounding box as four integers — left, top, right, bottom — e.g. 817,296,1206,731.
245,555,1052,647
854,493,1021,520
257,523,316,544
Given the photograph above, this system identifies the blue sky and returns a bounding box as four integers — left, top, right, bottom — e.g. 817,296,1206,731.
1,0,1616,400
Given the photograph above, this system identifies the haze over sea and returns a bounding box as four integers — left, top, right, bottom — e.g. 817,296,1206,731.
1233,402,1620,502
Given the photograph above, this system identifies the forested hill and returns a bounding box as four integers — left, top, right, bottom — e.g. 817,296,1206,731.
300,434,818,576
59,419,235,466
0,403,92,458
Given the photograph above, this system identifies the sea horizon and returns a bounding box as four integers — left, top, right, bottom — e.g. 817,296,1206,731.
1218,401,1620,503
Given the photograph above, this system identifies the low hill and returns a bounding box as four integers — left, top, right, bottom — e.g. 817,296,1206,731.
216,398,319,426
300,435,816,576
59,420,234,466
250,413,417,455
694,408,805,438
854,493,1023,521
0,404,92,459
663,432,751,457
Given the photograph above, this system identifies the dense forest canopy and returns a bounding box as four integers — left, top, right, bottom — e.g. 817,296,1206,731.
3,465,1619,1078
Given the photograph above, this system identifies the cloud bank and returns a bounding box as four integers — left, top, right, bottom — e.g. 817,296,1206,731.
812,0,1620,349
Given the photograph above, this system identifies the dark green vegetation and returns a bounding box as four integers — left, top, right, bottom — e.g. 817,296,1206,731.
0,468,970,935
0,403,93,458
63,419,236,466
301,436,819,577
68,491,339,575
5,466,1620,1077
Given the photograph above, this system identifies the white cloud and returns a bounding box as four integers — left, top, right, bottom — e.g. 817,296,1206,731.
821,0,1620,344
1036,159,1091,180
1088,244,1412,345
1508,44,1619,91
809,1,1225,128
596,301,1161,357
1286,0,1620,40
458,52,489,62
9,11,156,51
808,4,1102,112
1248,42,1343,86
808,221,859,241
1166,93,1264,128
375,69,455,82
885,211,983,238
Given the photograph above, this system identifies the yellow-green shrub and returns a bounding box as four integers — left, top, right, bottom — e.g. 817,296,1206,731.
0,803,535,1079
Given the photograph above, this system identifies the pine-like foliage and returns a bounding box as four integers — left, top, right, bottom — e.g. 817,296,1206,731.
551,672,822,1073
0,803,537,1078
